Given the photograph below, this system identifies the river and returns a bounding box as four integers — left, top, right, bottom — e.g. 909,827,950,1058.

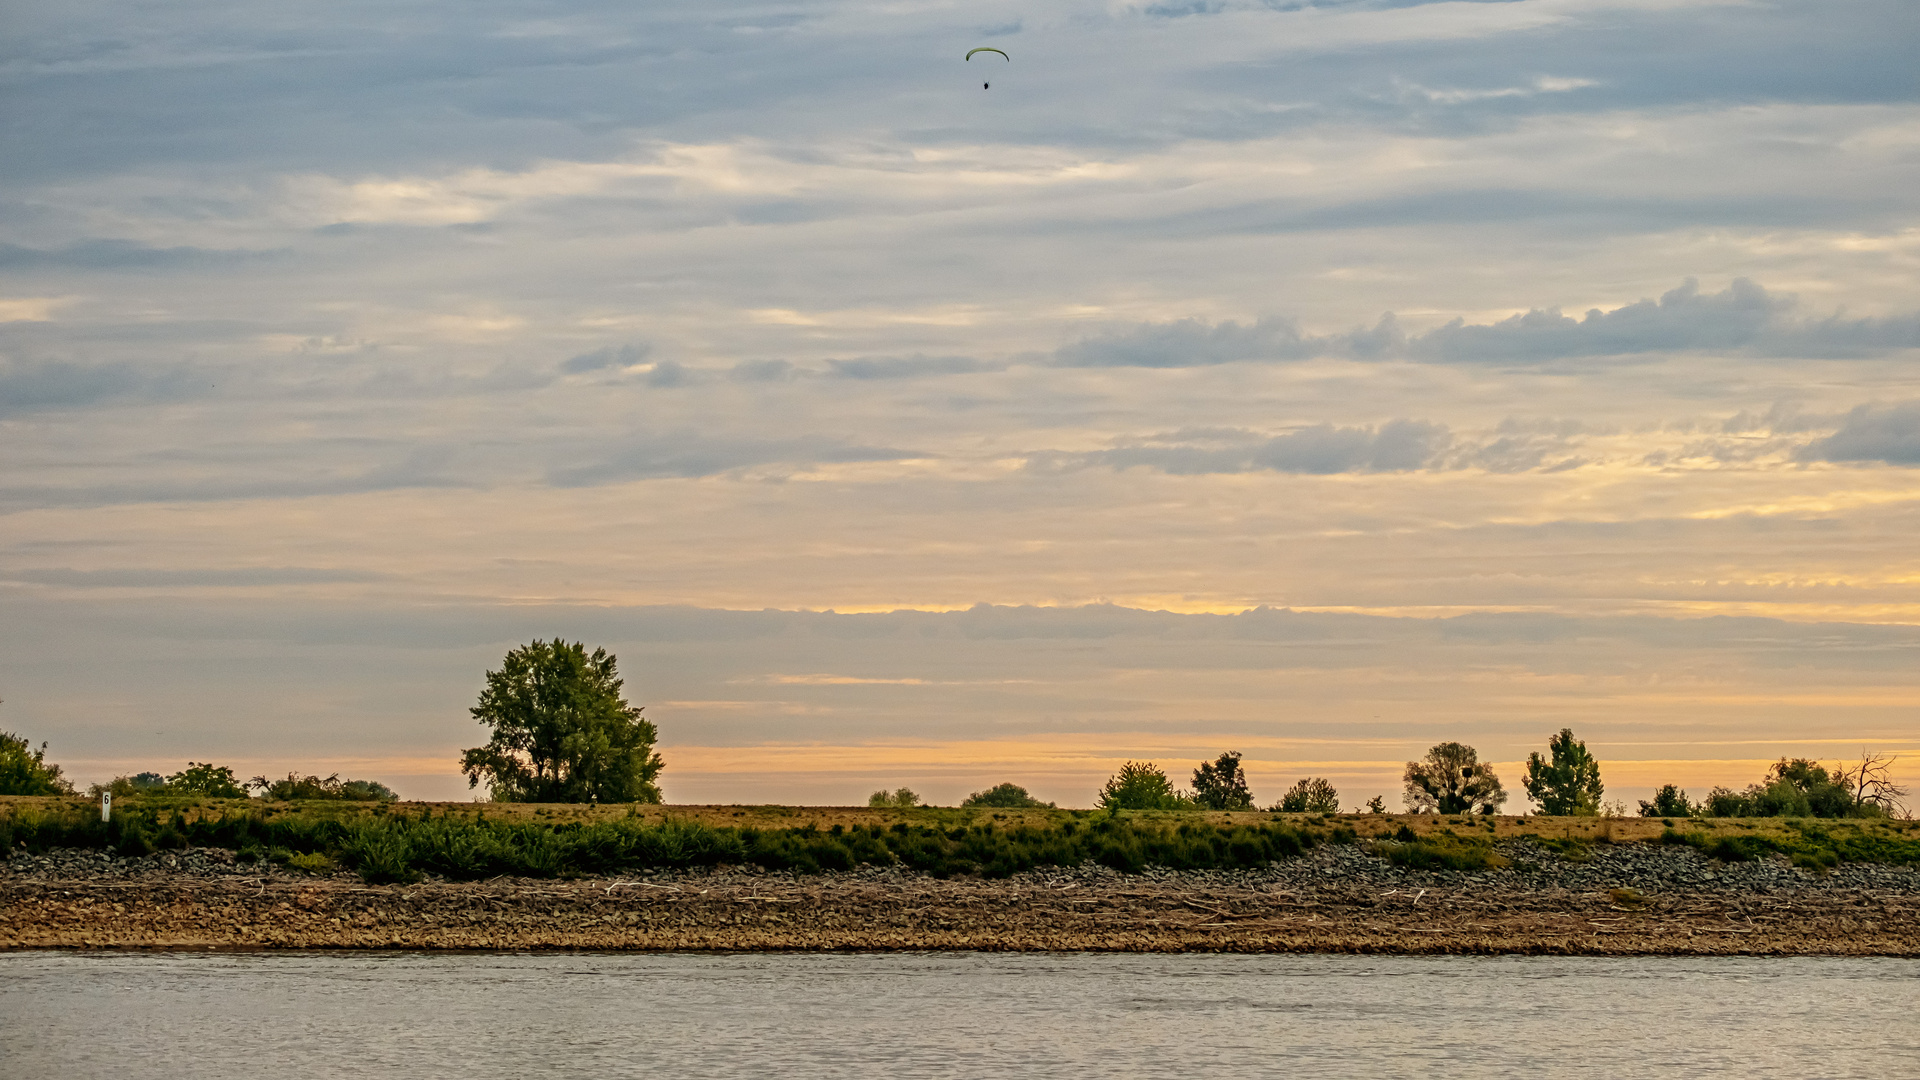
2,952,1915,1078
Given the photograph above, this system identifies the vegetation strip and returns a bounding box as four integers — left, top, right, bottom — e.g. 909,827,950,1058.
6,798,1920,886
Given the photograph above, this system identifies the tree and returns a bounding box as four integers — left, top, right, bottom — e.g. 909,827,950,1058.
90,773,164,798
868,787,921,808
1766,758,1854,817
164,762,247,798
961,782,1053,808
0,728,72,796
1098,761,1192,811
460,639,663,803
1190,752,1254,810
1364,795,1387,814
1522,728,1604,816
1276,777,1340,813
1638,784,1696,818
248,772,398,801
1403,742,1506,814
1696,756,1897,819
1701,785,1752,817
1834,751,1909,817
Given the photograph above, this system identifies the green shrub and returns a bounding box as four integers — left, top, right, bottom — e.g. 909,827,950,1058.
1097,762,1195,811
0,731,73,796
960,783,1053,808
1276,777,1340,813
249,772,398,801
1371,835,1507,872
1536,837,1593,862
340,822,421,884
285,852,337,875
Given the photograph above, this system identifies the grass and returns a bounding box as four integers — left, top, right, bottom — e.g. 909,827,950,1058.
0,798,1343,884
1535,837,1594,862
1660,822,1920,870
1370,829,1509,872
4,796,1915,884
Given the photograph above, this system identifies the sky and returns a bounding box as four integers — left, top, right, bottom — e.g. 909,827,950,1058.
2,0,1917,808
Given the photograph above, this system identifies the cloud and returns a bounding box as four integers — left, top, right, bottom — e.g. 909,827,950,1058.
1054,316,1317,368
561,343,649,374
824,355,998,380
547,434,928,486
1410,278,1787,363
1053,280,1920,368
1034,419,1452,475
0,241,275,271
729,359,796,382
1796,402,1920,465
3,567,382,588
0,359,202,417
645,360,693,388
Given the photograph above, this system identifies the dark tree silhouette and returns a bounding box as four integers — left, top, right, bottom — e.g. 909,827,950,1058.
1403,742,1506,814
1191,751,1255,810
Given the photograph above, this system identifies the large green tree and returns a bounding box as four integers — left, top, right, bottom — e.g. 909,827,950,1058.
1522,728,1604,816
460,639,663,803
1403,742,1507,814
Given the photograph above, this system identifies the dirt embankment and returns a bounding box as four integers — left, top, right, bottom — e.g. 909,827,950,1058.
5,843,1917,955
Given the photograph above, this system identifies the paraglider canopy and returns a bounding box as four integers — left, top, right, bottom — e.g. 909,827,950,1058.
966,48,1009,62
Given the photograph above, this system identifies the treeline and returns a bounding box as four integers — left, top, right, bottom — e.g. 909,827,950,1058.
95,763,398,802
0,802,1341,883
8,635,1911,824
0,734,396,803
1640,754,1907,820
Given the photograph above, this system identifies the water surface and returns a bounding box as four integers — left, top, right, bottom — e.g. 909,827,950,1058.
3,952,1914,1078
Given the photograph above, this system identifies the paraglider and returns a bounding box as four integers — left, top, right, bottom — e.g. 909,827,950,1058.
967,47,1008,89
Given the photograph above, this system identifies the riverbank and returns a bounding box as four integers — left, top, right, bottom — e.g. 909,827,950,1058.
6,840,1916,954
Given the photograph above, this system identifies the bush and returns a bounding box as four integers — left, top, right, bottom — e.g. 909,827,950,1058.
1098,762,1194,811
0,803,1343,880
1638,784,1696,818
1276,777,1339,813
960,783,1053,808
1372,834,1508,872
0,731,73,796
1659,824,1920,868
249,772,398,801
285,852,337,875
1697,759,1890,819
1535,837,1592,862
340,822,422,884
162,763,247,799
868,787,921,808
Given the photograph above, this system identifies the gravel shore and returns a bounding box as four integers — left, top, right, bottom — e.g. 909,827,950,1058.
5,842,1916,954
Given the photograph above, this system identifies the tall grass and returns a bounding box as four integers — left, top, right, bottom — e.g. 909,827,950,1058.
1371,833,1508,872
1659,823,1920,869
0,804,1337,884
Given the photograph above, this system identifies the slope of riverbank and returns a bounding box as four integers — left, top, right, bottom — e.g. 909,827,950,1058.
6,841,1916,955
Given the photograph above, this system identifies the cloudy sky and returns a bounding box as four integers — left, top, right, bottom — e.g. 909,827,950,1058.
3,0,1917,807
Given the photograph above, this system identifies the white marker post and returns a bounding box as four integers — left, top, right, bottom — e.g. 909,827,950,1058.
101,790,112,823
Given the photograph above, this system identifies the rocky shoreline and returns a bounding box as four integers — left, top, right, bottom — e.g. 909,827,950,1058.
4,841,1916,954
